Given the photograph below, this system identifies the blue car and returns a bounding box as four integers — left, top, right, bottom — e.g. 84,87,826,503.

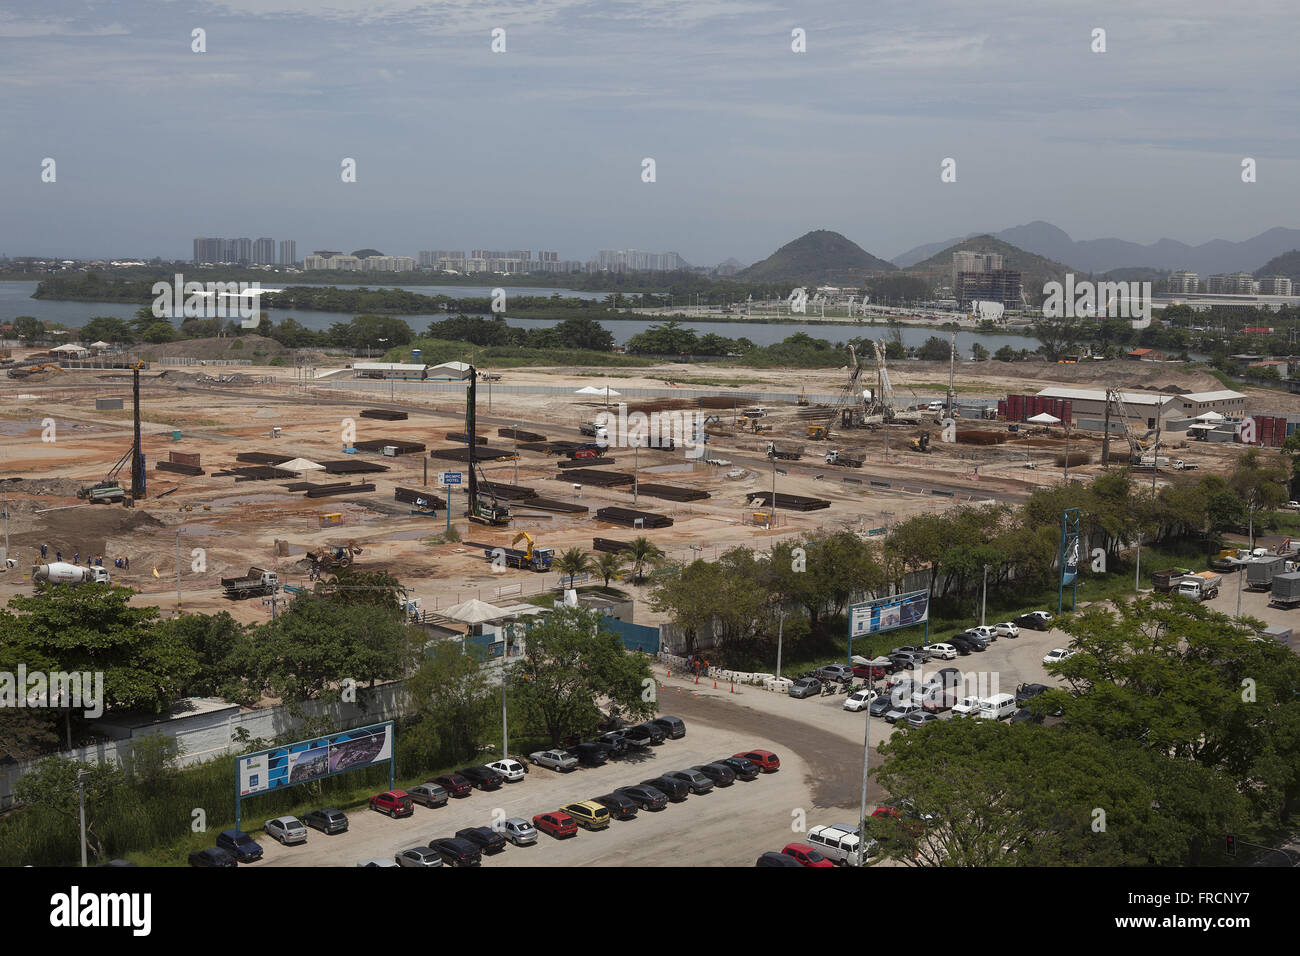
216,829,264,863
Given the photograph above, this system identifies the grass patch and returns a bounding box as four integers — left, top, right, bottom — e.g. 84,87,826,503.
387,338,651,369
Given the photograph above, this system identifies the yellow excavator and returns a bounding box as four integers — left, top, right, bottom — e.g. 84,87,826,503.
807,424,829,441
910,432,931,453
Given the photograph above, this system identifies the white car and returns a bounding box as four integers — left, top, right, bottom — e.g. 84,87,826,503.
992,621,1020,639
1042,648,1075,665
951,695,983,717
264,816,308,845
843,689,879,712
488,758,526,782
926,643,958,660
967,625,997,642
499,817,538,846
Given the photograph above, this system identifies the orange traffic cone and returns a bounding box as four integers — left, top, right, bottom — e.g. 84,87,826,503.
694,674,699,684
713,680,718,689
730,682,735,694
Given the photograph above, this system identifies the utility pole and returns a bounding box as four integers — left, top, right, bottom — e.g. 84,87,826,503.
1134,530,1142,592
771,457,778,528
856,695,871,866
513,425,519,487
633,441,639,507
1236,563,1244,620
175,529,182,612
2,484,8,561
980,564,988,626
776,609,786,679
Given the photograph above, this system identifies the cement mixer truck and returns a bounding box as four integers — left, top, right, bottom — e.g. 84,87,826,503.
32,563,111,588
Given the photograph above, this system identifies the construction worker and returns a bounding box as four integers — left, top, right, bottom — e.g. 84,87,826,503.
73,552,79,564
124,555,129,569
56,551,62,562
40,544,47,559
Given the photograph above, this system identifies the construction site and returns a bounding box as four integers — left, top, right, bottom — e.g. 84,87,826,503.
0,338,1283,624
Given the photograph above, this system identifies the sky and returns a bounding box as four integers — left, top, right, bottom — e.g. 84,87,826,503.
2,0,1298,266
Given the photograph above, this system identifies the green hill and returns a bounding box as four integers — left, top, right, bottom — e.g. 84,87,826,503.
738,230,896,285
908,235,1077,306
1254,249,1300,283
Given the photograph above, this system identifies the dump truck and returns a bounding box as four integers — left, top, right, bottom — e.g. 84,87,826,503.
578,421,609,443
824,450,864,468
32,563,110,587
766,442,801,461
1177,571,1221,602
1246,555,1287,590
222,566,279,599
1151,568,1191,593
1270,571,1300,609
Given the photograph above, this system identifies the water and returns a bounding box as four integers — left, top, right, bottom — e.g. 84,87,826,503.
0,280,1044,351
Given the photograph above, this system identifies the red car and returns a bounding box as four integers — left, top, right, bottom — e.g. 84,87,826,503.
734,749,780,772
533,811,578,839
871,807,924,838
369,790,414,818
852,662,891,680
430,773,473,798
782,843,833,868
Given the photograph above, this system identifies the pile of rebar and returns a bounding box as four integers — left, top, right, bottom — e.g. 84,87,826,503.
746,491,831,511
319,460,389,474
445,432,488,445
361,408,407,420
354,439,426,454
235,452,292,465
625,483,708,502
520,497,588,514
479,481,536,500
558,457,615,468
556,469,633,486
595,506,673,528
499,427,546,442
430,446,518,462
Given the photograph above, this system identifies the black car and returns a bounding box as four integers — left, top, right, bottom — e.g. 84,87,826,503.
428,837,482,867
303,807,349,834
652,715,687,739
1010,707,1045,725
641,775,690,802
595,732,630,756
615,784,669,810
188,847,238,868
455,826,507,854
1015,682,1050,705
568,742,611,766
215,829,264,863
612,726,653,749
458,765,506,790
950,635,985,654
755,851,803,867
633,722,666,745
945,638,973,656
692,763,737,787
593,792,640,820
1012,612,1053,631
717,756,761,781
596,713,627,732
867,696,895,717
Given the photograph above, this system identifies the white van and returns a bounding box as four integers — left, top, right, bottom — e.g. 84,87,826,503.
806,824,877,866
976,693,1016,720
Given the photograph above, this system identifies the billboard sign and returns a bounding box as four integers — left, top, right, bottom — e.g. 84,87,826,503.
237,722,393,797
849,590,930,638
439,471,463,486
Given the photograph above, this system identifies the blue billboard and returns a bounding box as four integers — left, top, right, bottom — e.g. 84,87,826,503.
849,589,930,638
237,722,394,799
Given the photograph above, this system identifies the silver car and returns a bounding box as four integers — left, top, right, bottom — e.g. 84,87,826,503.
264,816,308,845
665,769,715,794
500,817,538,846
395,846,444,868
885,702,922,724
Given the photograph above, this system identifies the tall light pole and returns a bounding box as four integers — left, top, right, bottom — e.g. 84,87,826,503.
1236,564,1244,620
77,769,89,867
855,695,871,866
512,424,519,487
980,564,988,626
633,441,640,507
776,608,786,679
1134,530,1142,592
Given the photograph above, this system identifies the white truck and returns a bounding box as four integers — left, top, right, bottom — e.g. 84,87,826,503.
221,566,279,600
1177,571,1222,602
32,562,111,587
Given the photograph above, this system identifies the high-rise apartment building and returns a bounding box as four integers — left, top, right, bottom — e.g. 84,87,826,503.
253,238,276,265
1206,273,1258,294
1166,271,1199,294
279,240,297,266
955,269,1022,309
951,251,1004,288
1256,276,1293,295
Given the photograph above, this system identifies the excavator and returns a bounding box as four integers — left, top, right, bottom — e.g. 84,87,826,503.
910,432,932,453
307,540,363,572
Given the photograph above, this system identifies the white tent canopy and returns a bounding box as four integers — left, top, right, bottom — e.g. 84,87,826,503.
277,457,325,472
1026,412,1061,425
440,598,513,625
1196,411,1225,421
51,343,88,353
88,340,112,349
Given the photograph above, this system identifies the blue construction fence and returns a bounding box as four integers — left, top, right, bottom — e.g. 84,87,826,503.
600,617,661,654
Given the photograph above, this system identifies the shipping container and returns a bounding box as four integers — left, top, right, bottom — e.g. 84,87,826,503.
1271,571,1300,605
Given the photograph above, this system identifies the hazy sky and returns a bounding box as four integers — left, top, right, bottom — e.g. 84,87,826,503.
2,0,1298,265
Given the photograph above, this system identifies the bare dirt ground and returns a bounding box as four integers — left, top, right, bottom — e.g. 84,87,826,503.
0,354,1269,627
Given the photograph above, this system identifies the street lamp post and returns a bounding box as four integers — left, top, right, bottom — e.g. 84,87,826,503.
980,564,988,626
77,769,90,867
1135,531,1142,592
776,608,786,679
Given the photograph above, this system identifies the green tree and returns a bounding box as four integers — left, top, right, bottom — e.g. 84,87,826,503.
12,315,45,344
555,547,595,589
594,551,625,588
623,536,663,582
404,640,494,764
13,757,125,862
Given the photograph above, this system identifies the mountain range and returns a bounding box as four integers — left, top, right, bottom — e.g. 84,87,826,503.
891,221,1300,276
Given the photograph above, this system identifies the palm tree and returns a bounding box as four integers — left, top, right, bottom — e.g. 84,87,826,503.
624,536,664,583
594,551,625,588
556,547,594,589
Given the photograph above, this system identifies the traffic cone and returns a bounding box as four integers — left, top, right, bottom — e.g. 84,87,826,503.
694,674,699,684
730,682,735,694
713,680,718,689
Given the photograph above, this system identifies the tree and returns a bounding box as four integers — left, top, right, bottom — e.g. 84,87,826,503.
555,547,595,589
994,345,1017,362
141,321,175,343
1031,316,1081,361
623,536,663,582
77,316,133,345
506,605,654,744
971,343,989,361
12,315,45,344
551,316,614,352
13,757,124,862
594,551,625,588
917,336,950,361
403,640,494,764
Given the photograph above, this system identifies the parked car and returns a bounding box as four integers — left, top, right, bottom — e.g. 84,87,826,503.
216,829,264,863
926,643,958,660
615,784,670,810
945,636,974,656
885,702,922,724
992,621,1020,638
597,731,632,755
596,713,627,732
303,807,349,835
369,790,414,818
815,663,854,683
188,847,238,868
734,749,781,772
509,754,532,773
407,783,449,808
976,693,1017,720
456,826,507,854
807,824,878,866
905,711,941,730
1014,610,1054,631
395,846,443,868
966,625,997,642
567,742,611,766
951,695,984,717
844,689,878,712
431,773,473,797
652,715,687,739
594,792,640,820
664,769,714,794
958,632,990,650
692,763,737,787
263,816,308,845
781,843,834,868
1016,682,1051,704
633,722,667,745
888,653,921,670
788,677,822,698
756,850,804,867
561,801,612,831
487,758,527,782
716,756,761,780
871,806,926,838
614,726,654,749
641,775,691,801
528,750,578,772
852,660,894,679
428,837,482,867
950,635,984,653
1043,648,1074,665
891,645,932,661
867,696,895,717
459,765,506,790
533,811,579,839
499,817,538,846
1010,707,1045,725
